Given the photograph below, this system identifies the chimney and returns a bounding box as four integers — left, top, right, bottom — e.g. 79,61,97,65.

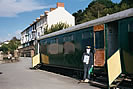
36,17,40,22
50,8,56,12
57,2,64,8
44,11,49,15
33,21,35,24
40,14,44,19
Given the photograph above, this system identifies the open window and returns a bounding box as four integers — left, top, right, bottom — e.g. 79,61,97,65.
95,30,104,49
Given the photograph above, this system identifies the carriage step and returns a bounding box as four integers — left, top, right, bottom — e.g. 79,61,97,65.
110,77,125,88
30,64,42,70
96,76,108,82
114,78,124,82
110,84,117,88
89,80,107,88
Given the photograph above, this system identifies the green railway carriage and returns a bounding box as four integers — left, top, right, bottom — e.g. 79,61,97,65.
39,27,94,70
35,8,133,88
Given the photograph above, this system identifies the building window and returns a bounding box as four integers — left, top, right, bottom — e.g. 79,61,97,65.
38,32,40,37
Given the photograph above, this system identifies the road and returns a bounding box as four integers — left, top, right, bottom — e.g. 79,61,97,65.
0,57,100,89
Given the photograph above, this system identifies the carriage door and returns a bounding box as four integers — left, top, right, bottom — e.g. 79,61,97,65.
93,24,105,67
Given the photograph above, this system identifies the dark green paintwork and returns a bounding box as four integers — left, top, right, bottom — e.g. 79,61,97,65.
118,17,133,74
105,17,133,74
39,27,94,70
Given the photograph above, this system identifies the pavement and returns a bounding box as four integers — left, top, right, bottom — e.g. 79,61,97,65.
0,57,100,89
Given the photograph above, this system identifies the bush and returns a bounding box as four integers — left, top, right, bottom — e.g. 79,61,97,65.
44,22,71,35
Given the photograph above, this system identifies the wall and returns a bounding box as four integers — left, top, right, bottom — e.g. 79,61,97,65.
0,52,3,61
47,7,75,28
36,17,47,39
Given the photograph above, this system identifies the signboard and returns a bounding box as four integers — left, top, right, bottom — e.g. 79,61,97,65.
94,24,104,31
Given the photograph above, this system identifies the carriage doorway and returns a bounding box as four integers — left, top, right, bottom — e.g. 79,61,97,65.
93,24,105,67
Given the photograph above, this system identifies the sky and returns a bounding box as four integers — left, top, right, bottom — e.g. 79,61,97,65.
0,0,121,42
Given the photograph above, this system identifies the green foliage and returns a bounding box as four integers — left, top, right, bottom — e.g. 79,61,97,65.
44,22,71,34
73,0,133,25
73,10,84,24
90,2,106,18
0,44,8,54
120,0,133,5
90,0,115,8
0,37,21,54
120,3,130,11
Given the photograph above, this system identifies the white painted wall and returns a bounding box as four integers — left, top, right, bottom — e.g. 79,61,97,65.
36,17,47,39
21,31,26,44
47,7,75,28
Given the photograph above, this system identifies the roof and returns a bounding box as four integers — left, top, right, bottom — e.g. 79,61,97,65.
38,8,133,40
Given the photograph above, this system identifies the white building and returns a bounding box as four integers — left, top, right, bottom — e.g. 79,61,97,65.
21,21,36,46
36,2,75,38
20,2,75,57
36,15,46,38
0,44,2,47
4,41,9,44
47,5,75,27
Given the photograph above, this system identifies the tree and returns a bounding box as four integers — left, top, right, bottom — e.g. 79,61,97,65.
121,0,133,4
0,37,21,54
89,0,114,8
8,37,20,53
73,0,133,25
90,2,106,18
120,3,130,11
79,10,96,23
0,44,8,54
73,10,84,24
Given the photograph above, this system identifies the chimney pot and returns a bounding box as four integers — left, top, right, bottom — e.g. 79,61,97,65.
33,21,35,24
36,17,40,21
40,14,44,19
50,8,56,11
57,2,64,8
44,11,49,15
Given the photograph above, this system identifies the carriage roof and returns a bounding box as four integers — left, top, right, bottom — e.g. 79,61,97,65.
38,8,133,41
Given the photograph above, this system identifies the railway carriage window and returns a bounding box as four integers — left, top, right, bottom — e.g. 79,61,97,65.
95,30,104,49
82,31,90,39
63,35,73,42
128,22,133,52
82,31,93,39
50,38,58,44
44,40,47,45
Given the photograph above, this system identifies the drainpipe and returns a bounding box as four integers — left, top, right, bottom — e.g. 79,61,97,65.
37,41,40,54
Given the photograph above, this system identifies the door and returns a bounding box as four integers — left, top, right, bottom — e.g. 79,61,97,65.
94,25,105,67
